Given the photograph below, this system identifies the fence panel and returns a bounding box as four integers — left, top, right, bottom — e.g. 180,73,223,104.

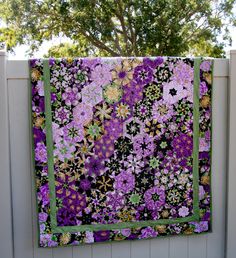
4,57,228,258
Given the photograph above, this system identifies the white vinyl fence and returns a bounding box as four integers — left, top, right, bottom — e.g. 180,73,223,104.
0,51,236,258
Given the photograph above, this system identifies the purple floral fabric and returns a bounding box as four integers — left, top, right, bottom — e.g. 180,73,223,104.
31,57,212,247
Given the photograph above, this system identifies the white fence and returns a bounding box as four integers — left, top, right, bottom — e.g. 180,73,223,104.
0,51,235,258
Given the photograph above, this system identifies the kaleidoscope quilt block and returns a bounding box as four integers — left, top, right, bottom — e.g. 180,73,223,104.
30,57,213,247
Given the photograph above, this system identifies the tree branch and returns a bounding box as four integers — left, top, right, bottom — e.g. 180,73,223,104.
115,0,130,55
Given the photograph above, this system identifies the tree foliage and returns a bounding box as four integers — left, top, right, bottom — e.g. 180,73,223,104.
0,0,236,57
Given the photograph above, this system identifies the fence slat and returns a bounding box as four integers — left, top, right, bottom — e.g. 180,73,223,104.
150,238,169,258
111,241,131,258
0,51,14,258
188,236,207,258
130,240,150,258
206,76,228,258
92,243,112,258
52,247,73,258
169,237,188,258
8,79,34,258
226,50,236,258
72,245,92,258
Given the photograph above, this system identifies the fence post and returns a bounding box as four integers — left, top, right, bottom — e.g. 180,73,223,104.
0,51,14,258
226,50,236,258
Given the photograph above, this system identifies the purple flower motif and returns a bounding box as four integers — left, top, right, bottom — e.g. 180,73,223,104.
63,121,84,144
163,81,187,104
178,206,189,217
172,134,193,158
39,212,48,222
82,82,103,107
133,134,154,158
199,185,205,200
140,227,158,239
55,107,70,124
30,59,37,67
106,191,125,210
121,228,131,237
114,171,135,193
85,231,94,243
205,130,211,141
200,81,208,97
152,99,174,123
62,192,87,215
85,156,105,176
144,186,165,211
49,58,56,66
62,87,81,106
39,223,46,233
171,60,194,85
104,118,123,140
33,127,45,145
143,57,164,68
82,58,100,70
91,64,112,87
123,154,145,174
94,230,110,242
94,136,115,159
57,208,77,226
73,103,93,126
133,64,153,86
38,184,50,207
36,81,44,96
35,142,47,163
32,97,45,114
199,137,210,152
52,122,63,143
79,177,92,191
55,173,76,199
191,221,209,233
54,141,76,162
122,81,144,106
40,234,58,247
200,61,211,72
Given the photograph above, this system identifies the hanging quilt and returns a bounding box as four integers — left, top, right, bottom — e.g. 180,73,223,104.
30,57,213,247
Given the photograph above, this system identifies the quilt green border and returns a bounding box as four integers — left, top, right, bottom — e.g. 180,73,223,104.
43,58,201,234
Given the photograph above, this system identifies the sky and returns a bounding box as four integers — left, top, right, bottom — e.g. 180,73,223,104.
7,26,236,60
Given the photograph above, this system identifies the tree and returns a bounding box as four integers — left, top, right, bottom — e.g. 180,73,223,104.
0,0,235,57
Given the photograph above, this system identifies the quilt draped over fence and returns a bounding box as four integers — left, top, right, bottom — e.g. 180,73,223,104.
30,57,213,247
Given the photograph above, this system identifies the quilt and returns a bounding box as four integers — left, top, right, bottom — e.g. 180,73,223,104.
30,57,213,247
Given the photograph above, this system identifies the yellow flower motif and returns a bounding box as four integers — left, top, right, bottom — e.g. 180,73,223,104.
184,228,194,235
36,178,41,188
161,210,169,218
103,83,122,104
31,68,41,82
116,103,130,119
97,175,113,192
155,225,166,233
112,59,141,85
60,233,71,245
201,174,210,185
34,116,45,127
200,95,210,108
144,119,162,137
203,72,212,84
118,210,134,222
67,57,73,63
